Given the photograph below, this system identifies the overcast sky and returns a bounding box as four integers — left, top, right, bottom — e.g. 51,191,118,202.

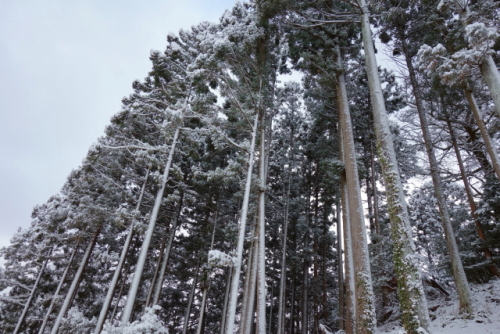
0,0,238,249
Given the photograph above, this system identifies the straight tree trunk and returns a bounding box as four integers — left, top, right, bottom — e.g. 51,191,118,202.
444,111,500,277
152,194,184,306
256,113,267,334
276,171,292,334
144,235,167,308
196,212,218,334
94,170,149,334
341,170,355,334
220,267,233,334
464,89,500,181
51,227,101,334
289,274,296,334
357,2,430,332
14,248,52,334
402,40,473,315
182,259,201,334
225,114,259,334
121,128,180,324
301,259,308,334
241,233,258,334
110,260,129,322
336,200,344,331
38,240,80,334
370,143,380,235
336,44,376,332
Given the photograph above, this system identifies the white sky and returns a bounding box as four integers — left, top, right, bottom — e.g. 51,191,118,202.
0,0,238,249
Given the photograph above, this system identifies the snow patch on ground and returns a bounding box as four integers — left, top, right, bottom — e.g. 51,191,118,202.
379,279,500,334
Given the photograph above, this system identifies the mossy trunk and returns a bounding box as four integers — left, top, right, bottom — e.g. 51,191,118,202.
358,2,430,332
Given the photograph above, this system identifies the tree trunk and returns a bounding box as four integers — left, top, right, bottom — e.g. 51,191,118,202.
444,111,500,277
358,3,430,332
336,44,376,332
38,240,80,334
110,260,129,322
336,200,344,331
277,172,292,334
182,258,201,334
225,113,259,334
341,170,355,334
196,211,218,334
241,231,258,334
301,256,308,334
14,248,52,334
220,267,233,334
94,170,149,334
370,142,380,235
121,128,180,324
51,227,100,334
290,274,296,334
464,89,500,181
144,235,167,309
256,113,267,334
152,194,184,306
402,41,473,315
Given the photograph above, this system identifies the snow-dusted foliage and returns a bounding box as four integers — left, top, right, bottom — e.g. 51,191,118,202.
58,307,96,334
207,249,235,268
102,306,168,334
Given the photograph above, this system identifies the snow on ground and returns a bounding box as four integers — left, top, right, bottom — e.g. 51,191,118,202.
379,278,500,334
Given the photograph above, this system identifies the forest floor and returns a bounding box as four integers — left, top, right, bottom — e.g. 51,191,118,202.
378,278,500,334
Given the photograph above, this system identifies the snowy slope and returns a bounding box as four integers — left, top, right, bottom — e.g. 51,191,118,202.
379,278,500,334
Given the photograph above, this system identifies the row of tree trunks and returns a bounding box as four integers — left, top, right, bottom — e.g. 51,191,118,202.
121,127,180,324
181,258,201,334
38,239,80,334
94,170,150,334
443,110,500,278
401,37,473,315
13,248,52,334
51,226,101,334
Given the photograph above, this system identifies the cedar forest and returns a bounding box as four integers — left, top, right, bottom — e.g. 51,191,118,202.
2,1,500,334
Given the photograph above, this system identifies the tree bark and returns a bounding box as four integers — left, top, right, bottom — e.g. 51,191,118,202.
341,170,355,334
464,89,500,181
335,200,345,331
220,267,233,334
358,2,430,332
121,128,180,324
51,227,100,334
241,231,258,334
256,113,267,334
402,40,473,315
